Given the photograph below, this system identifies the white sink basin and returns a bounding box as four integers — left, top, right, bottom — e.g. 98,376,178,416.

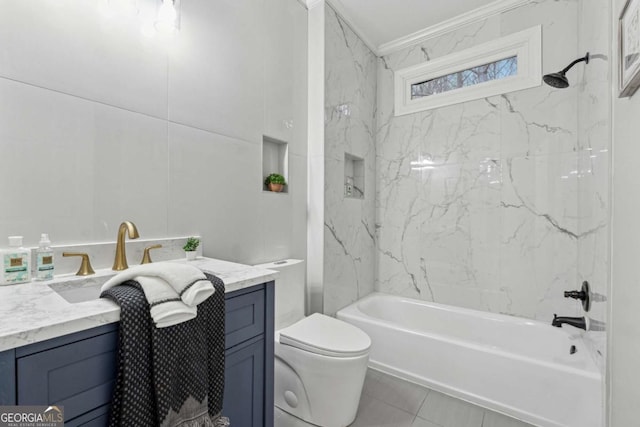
48,275,113,304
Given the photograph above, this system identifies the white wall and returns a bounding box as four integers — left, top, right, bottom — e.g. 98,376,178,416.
0,0,308,265
610,0,640,423
323,5,377,316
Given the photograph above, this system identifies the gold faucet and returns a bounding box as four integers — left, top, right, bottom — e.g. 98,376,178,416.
112,221,140,271
63,252,96,276
141,244,162,264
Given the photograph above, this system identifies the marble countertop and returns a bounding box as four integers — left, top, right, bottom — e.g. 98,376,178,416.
0,257,278,352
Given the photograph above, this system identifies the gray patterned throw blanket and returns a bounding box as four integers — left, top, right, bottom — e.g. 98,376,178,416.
101,273,230,427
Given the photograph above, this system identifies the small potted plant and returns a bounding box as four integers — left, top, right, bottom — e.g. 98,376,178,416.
183,237,200,261
265,173,286,192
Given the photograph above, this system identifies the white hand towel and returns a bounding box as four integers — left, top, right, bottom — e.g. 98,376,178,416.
102,262,215,307
136,276,197,328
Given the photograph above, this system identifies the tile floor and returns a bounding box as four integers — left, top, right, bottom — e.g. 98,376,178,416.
274,369,536,427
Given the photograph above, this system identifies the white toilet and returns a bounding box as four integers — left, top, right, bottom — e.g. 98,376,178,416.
255,259,371,427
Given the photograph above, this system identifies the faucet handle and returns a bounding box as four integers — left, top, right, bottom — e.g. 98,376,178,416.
63,252,96,276
141,244,162,264
563,281,591,311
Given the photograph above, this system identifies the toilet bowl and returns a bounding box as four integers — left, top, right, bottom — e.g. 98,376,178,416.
275,313,370,426
254,260,371,427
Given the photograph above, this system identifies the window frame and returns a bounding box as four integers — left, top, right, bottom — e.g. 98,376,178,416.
394,26,542,116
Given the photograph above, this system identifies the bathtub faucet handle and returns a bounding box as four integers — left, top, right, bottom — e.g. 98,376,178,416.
563,281,591,311
563,290,585,300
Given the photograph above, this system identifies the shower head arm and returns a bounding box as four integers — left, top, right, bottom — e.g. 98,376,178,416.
560,52,590,75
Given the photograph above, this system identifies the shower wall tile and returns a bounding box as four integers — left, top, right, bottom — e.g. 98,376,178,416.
499,86,578,158
501,0,578,74
375,0,590,322
499,153,581,319
577,0,611,373
323,6,377,316
380,17,501,75
499,0,580,159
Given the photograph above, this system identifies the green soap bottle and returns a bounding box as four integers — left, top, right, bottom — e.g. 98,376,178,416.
0,236,31,286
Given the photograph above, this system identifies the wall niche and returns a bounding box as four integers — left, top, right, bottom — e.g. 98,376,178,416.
262,135,289,193
344,153,364,199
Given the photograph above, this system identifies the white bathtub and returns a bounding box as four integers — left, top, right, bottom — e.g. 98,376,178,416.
336,293,602,427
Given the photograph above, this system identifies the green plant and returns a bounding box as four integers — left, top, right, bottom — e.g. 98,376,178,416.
264,173,286,186
183,237,200,252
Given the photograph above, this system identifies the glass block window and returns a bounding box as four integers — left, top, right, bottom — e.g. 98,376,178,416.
411,56,517,99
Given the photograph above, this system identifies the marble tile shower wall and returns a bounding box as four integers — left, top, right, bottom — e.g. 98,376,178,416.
577,0,610,370
0,0,308,265
375,0,593,321
323,6,377,316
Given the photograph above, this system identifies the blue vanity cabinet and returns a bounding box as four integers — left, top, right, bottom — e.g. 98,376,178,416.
0,281,275,427
223,283,275,427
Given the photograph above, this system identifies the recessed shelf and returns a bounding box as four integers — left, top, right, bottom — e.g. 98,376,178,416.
262,135,289,194
344,153,364,199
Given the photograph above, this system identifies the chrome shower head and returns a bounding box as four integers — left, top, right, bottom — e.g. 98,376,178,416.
543,52,589,89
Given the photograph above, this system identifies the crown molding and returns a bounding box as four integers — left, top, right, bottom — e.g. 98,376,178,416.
299,0,531,57
325,0,378,55
376,0,532,57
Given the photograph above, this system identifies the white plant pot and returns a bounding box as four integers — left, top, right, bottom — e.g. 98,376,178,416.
185,251,197,261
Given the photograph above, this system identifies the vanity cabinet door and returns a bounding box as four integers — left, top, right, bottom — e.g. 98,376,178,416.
16,330,118,423
223,337,265,427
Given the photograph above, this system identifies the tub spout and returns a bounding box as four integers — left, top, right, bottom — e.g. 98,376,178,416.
552,315,586,330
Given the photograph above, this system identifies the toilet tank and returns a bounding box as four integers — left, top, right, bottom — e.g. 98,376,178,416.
253,259,305,330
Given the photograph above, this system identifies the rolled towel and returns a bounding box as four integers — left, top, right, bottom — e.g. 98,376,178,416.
136,276,197,328
102,262,215,307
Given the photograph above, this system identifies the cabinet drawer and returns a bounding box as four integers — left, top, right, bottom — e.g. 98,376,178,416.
16,331,118,422
225,288,265,349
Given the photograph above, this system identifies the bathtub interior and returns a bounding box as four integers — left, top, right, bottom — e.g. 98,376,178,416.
353,293,600,372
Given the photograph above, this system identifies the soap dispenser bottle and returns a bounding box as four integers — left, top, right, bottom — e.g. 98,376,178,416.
0,236,31,285
35,233,54,281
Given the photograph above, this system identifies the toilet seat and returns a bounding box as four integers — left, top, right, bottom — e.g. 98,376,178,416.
278,313,371,357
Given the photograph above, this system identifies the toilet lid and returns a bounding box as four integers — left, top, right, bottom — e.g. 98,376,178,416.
278,313,371,357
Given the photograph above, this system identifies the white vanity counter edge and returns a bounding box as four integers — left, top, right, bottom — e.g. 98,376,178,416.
0,257,278,352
